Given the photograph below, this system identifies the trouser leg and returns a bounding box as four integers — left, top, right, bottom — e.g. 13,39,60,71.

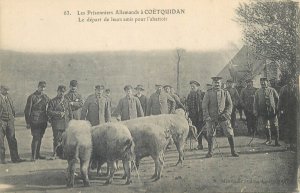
0,121,6,162
228,136,239,157
6,120,20,161
231,107,236,128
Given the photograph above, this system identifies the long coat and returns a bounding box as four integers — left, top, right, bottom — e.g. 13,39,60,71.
80,94,111,126
240,86,257,113
134,94,148,115
47,96,73,131
225,87,240,107
253,87,279,118
202,88,233,121
64,91,83,120
147,91,175,116
115,96,144,121
24,91,50,125
186,89,205,127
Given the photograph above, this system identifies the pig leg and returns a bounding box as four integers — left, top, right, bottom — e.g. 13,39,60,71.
123,160,132,185
105,160,116,185
80,158,90,187
151,155,159,179
174,136,185,166
156,152,164,180
67,159,76,187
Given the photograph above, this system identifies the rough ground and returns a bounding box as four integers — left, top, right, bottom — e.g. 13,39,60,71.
0,117,298,193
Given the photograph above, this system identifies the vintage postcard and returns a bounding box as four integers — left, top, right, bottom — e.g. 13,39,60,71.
0,0,299,192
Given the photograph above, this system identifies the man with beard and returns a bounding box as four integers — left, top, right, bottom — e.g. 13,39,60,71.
0,85,25,164
147,84,175,116
64,80,83,120
240,79,257,135
202,77,239,158
278,78,298,150
47,85,73,157
24,81,50,161
81,85,111,126
254,77,280,146
186,80,206,150
116,85,144,121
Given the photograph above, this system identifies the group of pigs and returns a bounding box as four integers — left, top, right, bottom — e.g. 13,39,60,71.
56,109,193,187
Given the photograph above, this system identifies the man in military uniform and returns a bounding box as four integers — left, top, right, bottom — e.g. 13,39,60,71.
24,81,50,161
47,85,73,156
147,84,176,116
225,80,241,129
116,85,144,121
186,80,206,150
64,80,83,120
253,77,280,146
164,85,185,112
134,85,148,115
278,78,298,150
81,85,111,126
202,77,239,158
240,79,257,135
0,85,25,164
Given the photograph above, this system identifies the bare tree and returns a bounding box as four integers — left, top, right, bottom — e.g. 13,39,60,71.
176,48,186,94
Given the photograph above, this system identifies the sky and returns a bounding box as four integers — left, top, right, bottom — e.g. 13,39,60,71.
0,0,246,53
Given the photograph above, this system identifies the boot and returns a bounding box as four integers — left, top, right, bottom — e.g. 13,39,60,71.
228,136,239,157
205,137,213,158
274,126,281,146
36,138,46,159
31,139,38,161
264,128,272,145
197,134,203,150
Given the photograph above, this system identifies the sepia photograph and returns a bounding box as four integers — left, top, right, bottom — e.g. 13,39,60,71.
0,0,299,192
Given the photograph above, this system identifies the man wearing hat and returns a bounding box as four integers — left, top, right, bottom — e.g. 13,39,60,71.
0,85,24,163
116,85,144,121
224,79,241,129
147,84,175,116
164,85,185,112
240,79,258,135
134,85,148,115
186,80,206,149
254,77,280,146
202,77,239,158
64,80,83,120
24,81,50,161
80,85,111,126
47,85,73,157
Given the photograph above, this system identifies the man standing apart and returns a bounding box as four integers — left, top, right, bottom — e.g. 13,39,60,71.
24,81,50,161
225,80,241,129
147,84,175,116
134,85,148,116
81,85,111,126
0,85,24,164
202,77,239,158
186,80,206,150
116,85,144,121
64,80,83,120
253,77,280,146
240,79,257,135
47,85,73,157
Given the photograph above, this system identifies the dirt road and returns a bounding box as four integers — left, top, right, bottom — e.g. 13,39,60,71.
0,117,297,193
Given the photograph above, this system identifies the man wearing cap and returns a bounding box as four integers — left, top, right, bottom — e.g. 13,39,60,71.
0,85,24,164
116,85,144,121
24,81,50,161
202,77,239,158
134,85,148,115
164,85,185,112
47,85,73,157
80,85,111,126
224,79,241,129
147,84,176,116
186,80,206,149
278,78,298,150
64,80,83,120
240,79,258,135
254,77,280,146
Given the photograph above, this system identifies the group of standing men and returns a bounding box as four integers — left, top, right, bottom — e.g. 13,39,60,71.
0,75,298,163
